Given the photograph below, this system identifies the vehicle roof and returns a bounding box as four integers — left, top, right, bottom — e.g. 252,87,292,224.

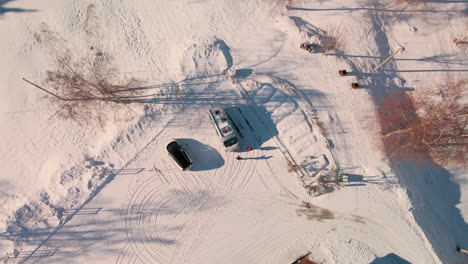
166,141,181,152
166,141,192,169
209,108,236,139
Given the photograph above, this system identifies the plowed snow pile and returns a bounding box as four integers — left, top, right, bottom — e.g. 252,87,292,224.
0,0,466,263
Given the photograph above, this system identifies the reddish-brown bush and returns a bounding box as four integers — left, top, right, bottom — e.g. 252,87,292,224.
317,24,346,55
377,80,467,166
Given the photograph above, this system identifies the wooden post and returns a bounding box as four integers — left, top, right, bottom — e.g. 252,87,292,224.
374,45,406,72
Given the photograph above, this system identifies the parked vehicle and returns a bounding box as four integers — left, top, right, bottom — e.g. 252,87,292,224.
166,140,193,171
208,107,240,152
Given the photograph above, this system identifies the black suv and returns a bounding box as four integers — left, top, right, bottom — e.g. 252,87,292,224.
166,140,193,171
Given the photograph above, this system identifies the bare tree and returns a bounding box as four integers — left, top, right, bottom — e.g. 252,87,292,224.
30,23,143,125
45,52,140,103
317,24,346,55
378,79,467,166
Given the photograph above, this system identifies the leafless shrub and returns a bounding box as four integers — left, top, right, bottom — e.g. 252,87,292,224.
284,0,292,9
317,175,327,185
46,53,140,102
287,159,299,172
32,24,143,125
313,119,328,137
306,167,340,196
378,79,467,166
317,24,346,55
44,52,142,124
453,34,468,47
319,167,339,184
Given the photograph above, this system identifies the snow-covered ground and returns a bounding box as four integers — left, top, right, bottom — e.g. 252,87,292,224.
0,0,466,263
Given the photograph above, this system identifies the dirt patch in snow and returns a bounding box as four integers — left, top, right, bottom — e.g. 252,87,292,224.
296,201,334,221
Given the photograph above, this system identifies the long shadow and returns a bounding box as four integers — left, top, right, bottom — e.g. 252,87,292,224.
0,0,37,16
14,124,172,263
288,16,322,38
342,173,393,186
425,0,468,2
382,69,468,73
3,215,179,263
225,104,278,152
7,186,222,262
319,9,468,262
329,53,468,66
113,73,225,94
343,66,467,264
288,7,462,13
370,253,411,264
236,155,273,160
213,38,233,68
112,73,244,105
362,16,468,264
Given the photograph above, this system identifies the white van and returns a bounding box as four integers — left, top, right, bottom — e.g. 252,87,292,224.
208,107,240,152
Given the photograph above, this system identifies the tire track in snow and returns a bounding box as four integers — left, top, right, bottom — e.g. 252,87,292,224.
121,124,226,263
120,76,302,263
169,210,215,264
118,121,184,263
124,175,170,263
224,150,258,191
20,116,173,264
241,79,304,198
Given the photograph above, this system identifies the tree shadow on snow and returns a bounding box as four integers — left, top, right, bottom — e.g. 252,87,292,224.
342,173,395,187
370,253,411,264
0,0,37,16
3,215,179,263
288,16,323,38
324,10,468,261
364,40,467,264
213,38,233,68
225,104,278,152
235,69,253,79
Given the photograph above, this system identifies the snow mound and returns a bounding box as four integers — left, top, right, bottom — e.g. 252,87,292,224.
171,36,233,79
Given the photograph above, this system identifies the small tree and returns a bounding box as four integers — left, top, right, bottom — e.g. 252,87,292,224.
317,24,346,55
45,52,141,103
379,80,467,166
31,23,142,125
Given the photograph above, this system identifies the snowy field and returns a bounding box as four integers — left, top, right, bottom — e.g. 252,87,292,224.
0,0,467,263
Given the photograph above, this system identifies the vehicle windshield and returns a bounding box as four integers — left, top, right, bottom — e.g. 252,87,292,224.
224,137,238,147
